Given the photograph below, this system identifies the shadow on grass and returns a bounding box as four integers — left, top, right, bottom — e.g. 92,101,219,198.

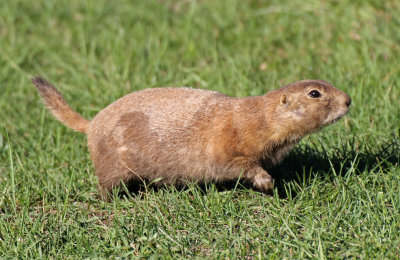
116,138,400,200
268,137,400,198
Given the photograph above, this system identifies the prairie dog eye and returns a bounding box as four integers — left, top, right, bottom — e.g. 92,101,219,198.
308,90,321,98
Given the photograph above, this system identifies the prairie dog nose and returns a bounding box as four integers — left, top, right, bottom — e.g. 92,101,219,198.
344,94,351,107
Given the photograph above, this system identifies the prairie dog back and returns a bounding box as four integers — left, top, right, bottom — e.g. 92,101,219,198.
88,87,229,140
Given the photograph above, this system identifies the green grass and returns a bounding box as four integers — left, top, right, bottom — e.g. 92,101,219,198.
1,0,400,258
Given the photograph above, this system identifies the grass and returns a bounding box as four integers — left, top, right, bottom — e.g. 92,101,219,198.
0,0,400,258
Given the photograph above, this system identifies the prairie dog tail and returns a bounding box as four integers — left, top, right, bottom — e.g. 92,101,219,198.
31,77,89,133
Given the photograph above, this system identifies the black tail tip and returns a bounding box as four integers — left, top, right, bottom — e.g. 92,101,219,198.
31,77,49,86
31,77,56,91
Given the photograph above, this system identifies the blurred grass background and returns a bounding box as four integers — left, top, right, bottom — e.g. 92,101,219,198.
0,0,399,258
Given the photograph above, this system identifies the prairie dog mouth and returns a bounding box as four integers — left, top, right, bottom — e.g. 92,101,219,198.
324,109,349,125
327,117,341,125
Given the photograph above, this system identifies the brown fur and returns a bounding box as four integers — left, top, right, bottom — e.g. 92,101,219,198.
32,78,89,133
32,77,351,199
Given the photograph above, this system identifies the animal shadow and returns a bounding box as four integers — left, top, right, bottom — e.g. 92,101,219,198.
268,137,400,198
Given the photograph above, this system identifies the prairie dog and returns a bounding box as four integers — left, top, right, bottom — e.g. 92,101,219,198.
32,78,351,199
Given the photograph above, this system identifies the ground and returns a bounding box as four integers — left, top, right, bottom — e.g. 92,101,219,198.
0,0,399,258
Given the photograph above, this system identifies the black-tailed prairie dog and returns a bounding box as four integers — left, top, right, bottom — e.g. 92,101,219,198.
32,78,351,199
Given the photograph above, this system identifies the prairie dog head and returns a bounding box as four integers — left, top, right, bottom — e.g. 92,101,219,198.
272,80,351,136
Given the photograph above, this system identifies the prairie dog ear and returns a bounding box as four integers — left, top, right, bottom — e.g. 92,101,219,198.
280,93,291,106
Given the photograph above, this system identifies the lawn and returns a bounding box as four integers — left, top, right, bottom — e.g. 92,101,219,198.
1,0,400,258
